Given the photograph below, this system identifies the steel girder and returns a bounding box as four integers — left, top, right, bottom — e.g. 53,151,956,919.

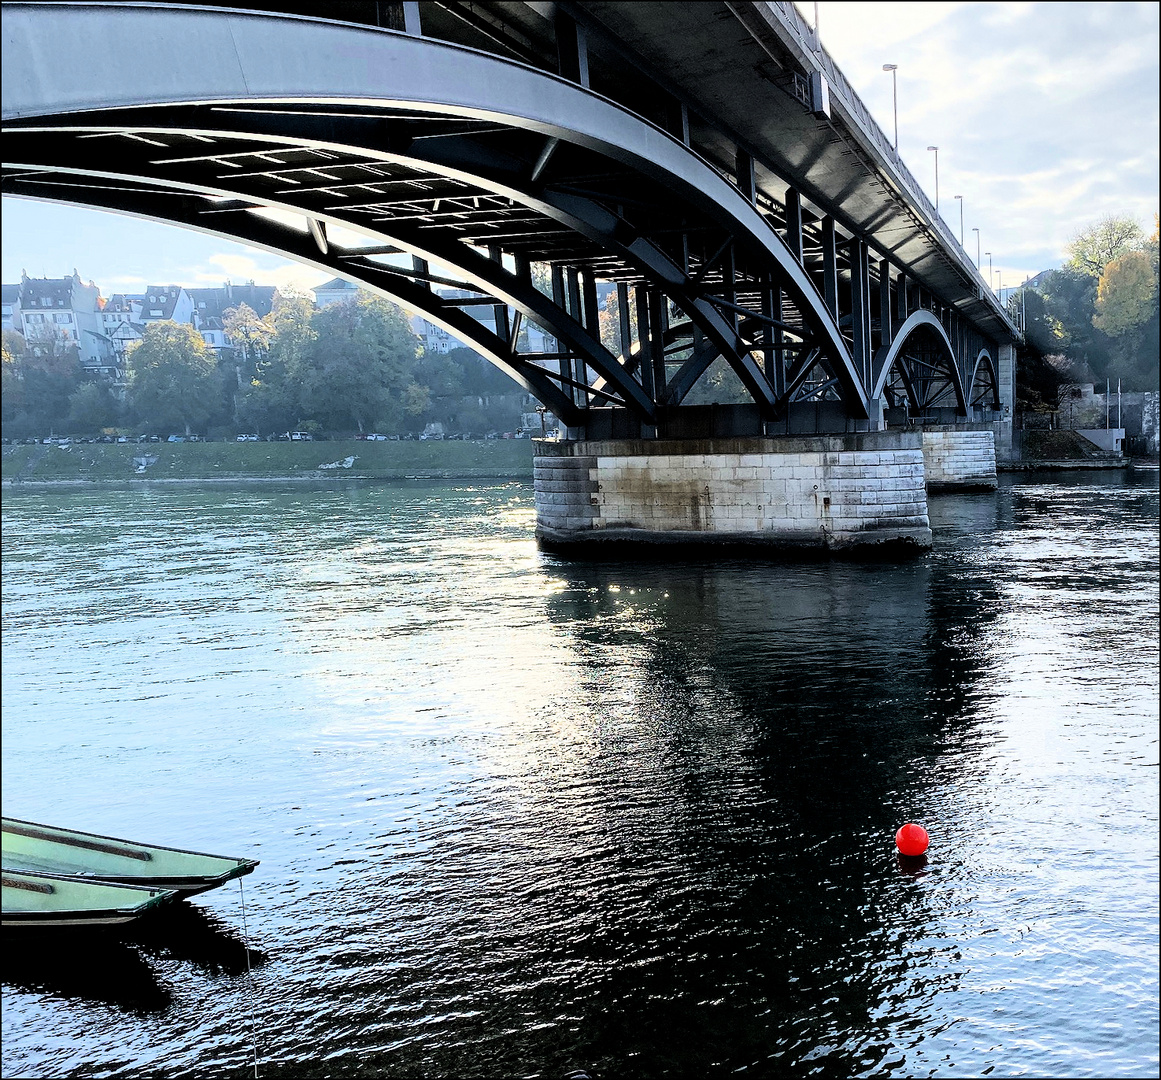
1,2,871,422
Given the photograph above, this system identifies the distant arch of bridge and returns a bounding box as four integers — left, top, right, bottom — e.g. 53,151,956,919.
2,1,1016,438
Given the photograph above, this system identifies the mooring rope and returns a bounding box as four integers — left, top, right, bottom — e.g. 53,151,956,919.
238,876,260,1079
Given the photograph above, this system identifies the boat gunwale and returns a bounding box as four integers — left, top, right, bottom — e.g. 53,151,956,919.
2,867,178,924
2,817,260,874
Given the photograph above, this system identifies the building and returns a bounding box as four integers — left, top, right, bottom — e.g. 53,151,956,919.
189,282,278,357
98,293,143,371
1,283,19,332
16,270,113,373
312,277,361,308
137,284,194,328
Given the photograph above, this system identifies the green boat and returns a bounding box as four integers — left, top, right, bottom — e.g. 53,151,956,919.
3,868,176,928
2,818,259,897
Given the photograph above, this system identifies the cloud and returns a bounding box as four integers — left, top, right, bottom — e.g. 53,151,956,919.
807,2,1159,281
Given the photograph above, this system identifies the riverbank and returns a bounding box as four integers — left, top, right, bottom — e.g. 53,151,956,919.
2,438,536,485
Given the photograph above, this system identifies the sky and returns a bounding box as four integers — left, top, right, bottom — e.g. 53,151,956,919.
1,2,1157,298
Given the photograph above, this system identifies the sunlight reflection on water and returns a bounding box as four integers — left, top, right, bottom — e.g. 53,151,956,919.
2,474,1157,1078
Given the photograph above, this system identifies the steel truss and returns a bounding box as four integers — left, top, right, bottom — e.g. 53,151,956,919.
2,3,999,433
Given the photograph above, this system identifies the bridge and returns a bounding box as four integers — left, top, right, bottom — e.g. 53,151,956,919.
2,1,1020,553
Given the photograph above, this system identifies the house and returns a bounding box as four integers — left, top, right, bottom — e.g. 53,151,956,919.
99,293,143,368
189,282,277,357
1,283,19,332
138,284,194,327
16,270,113,373
312,276,361,308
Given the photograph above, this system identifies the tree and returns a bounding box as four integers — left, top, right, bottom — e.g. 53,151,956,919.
1,328,82,436
65,379,120,434
222,302,273,376
597,288,637,358
297,292,424,432
1037,267,1112,378
1064,215,1145,277
236,289,316,433
1093,249,1160,390
125,320,220,435
1093,251,1157,337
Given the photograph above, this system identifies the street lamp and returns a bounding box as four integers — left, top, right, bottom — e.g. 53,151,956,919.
927,146,939,211
954,195,964,245
882,64,898,150
972,227,980,270
985,252,993,292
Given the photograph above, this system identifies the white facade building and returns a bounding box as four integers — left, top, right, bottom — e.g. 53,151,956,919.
16,271,114,374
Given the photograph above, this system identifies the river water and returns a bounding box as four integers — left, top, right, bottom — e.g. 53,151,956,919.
2,472,1157,1079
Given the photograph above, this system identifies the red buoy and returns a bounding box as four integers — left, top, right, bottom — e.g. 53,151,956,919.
895,822,929,856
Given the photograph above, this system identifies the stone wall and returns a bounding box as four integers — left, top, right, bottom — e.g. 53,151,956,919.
921,428,997,491
534,433,931,554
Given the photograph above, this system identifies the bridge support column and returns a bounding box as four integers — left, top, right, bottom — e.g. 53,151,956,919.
534,433,931,556
920,425,997,491
995,343,1017,462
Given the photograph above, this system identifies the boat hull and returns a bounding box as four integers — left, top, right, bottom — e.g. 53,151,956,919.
3,869,176,928
2,818,258,897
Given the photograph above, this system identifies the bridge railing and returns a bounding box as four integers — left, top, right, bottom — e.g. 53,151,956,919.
762,2,1013,332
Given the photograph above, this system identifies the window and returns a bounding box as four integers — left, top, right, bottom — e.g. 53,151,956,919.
150,310,163,317
54,312,71,323
198,301,206,308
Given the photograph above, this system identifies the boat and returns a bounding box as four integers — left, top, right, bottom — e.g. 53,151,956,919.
3,868,176,928
2,818,259,897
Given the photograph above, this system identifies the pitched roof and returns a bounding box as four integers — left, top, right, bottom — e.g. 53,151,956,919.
188,283,277,319
140,285,186,320
314,277,359,293
20,275,74,309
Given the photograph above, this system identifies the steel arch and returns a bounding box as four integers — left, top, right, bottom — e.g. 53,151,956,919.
1,1,869,420
969,349,1000,411
871,309,967,416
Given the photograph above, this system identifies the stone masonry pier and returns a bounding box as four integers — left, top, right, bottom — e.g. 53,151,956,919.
534,432,932,555
921,426,998,491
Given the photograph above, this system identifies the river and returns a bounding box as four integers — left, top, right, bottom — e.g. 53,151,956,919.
2,471,1157,1078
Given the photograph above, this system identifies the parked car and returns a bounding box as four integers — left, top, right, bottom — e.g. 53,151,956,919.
236,433,260,442
290,431,313,441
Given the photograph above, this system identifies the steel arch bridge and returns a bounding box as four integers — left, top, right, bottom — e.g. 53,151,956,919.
1,1,1015,438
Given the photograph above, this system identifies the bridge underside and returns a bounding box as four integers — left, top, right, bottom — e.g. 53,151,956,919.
2,3,1010,441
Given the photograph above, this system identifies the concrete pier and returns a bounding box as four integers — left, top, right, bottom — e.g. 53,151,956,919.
534,432,932,555
921,426,998,491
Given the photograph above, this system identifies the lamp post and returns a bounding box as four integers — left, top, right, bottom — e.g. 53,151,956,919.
927,146,939,211
954,195,964,245
972,227,980,270
882,64,898,150
985,252,993,293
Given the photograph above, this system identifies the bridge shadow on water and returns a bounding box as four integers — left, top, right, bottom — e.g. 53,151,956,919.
503,542,1006,1079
